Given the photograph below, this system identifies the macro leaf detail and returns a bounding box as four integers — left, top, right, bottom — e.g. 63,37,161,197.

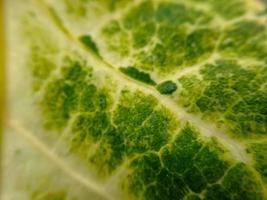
3,0,267,200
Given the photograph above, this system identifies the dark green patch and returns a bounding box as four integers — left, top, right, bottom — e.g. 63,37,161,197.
204,184,231,200
183,166,207,193
157,80,177,94
113,90,175,155
127,155,189,200
79,35,100,56
70,113,94,151
153,169,189,200
113,90,158,131
41,79,77,130
247,142,267,182
61,57,90,84
194,139,230,183
222,163,265,200
78,84,97,112
89,125,125,175
177,59,267,137
71,89,176,176
125,107,174,154
161,124,203,174
120,67,156,85
130,153,162,185
186,194,202,200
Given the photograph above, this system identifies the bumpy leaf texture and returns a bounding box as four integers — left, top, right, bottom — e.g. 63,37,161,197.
2,0,267,199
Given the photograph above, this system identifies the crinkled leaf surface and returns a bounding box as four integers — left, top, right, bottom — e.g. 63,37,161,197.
2,0,267,199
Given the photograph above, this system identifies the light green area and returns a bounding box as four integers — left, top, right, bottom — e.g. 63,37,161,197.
1,130,105,200
21,12,60,91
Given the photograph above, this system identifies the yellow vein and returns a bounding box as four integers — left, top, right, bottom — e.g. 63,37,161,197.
9,120,114,200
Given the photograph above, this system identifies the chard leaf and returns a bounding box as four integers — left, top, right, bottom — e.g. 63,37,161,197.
3,0,267,200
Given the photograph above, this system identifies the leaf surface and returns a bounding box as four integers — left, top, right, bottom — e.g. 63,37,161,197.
2,0,267,199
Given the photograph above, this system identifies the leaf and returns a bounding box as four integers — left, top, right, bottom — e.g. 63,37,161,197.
2,0,267,199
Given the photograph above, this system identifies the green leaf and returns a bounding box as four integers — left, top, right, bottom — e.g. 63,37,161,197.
3,0,267,199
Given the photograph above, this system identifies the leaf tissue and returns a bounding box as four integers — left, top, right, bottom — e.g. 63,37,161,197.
2,0,267,199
